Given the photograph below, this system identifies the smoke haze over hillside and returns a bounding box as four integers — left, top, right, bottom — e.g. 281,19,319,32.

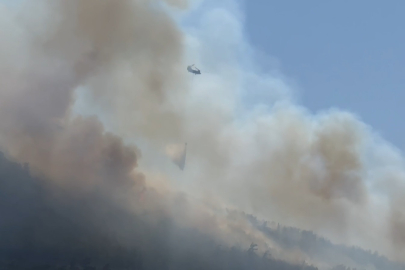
0,0,405,269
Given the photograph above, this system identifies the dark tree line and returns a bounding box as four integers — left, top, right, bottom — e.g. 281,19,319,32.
0,152,318,270
0,244,320,270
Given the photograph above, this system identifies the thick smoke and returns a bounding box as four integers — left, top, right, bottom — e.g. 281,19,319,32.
0,0,174,260
73,1,405,263
0,0,282,266
1,0,405,269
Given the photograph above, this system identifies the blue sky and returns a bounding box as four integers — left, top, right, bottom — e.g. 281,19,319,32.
244,1,405,151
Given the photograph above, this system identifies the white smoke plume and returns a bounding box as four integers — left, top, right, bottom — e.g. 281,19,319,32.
1,0,405,269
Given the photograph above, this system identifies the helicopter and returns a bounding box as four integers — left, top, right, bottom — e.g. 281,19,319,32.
187,64,201,75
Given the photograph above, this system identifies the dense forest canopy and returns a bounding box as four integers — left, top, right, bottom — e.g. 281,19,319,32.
1,153,404,270
0,152,319,270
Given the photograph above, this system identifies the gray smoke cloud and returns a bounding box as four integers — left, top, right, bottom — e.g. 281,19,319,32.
0,0,277,262
1,0,405,269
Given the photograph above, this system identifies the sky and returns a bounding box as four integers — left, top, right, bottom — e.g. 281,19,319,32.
244,1,405,151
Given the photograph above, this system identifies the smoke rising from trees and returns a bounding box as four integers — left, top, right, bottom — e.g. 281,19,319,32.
1,0,405,269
